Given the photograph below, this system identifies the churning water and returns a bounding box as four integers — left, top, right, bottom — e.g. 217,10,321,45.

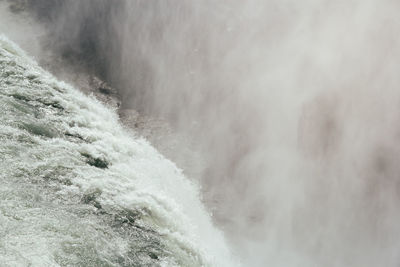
0,35,236,266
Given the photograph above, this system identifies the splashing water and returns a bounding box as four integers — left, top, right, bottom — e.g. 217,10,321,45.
0,35,237,267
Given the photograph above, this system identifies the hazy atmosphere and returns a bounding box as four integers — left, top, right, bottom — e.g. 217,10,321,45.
1,0,400,266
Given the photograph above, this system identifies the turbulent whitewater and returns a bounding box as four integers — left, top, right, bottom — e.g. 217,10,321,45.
0,35,235,266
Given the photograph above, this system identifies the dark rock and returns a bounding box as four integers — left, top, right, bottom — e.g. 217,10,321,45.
81,152,109,169
81,188,103,209
8,0,27,13
89,76,121,109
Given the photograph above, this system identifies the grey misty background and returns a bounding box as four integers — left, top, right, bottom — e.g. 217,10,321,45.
4,0,400,266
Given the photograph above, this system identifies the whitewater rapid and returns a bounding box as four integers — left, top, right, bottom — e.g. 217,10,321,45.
0,35,236,266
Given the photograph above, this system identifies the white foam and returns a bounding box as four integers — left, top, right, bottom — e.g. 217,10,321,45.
0,34,238,266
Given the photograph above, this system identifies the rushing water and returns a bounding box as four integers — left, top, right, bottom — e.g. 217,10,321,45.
0,35,236,267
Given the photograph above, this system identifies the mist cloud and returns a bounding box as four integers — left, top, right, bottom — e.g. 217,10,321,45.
4,0,400,266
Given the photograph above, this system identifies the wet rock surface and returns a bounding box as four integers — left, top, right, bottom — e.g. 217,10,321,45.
89,76,121,109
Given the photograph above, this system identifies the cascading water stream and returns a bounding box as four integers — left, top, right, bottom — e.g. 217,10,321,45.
0,35,236,267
